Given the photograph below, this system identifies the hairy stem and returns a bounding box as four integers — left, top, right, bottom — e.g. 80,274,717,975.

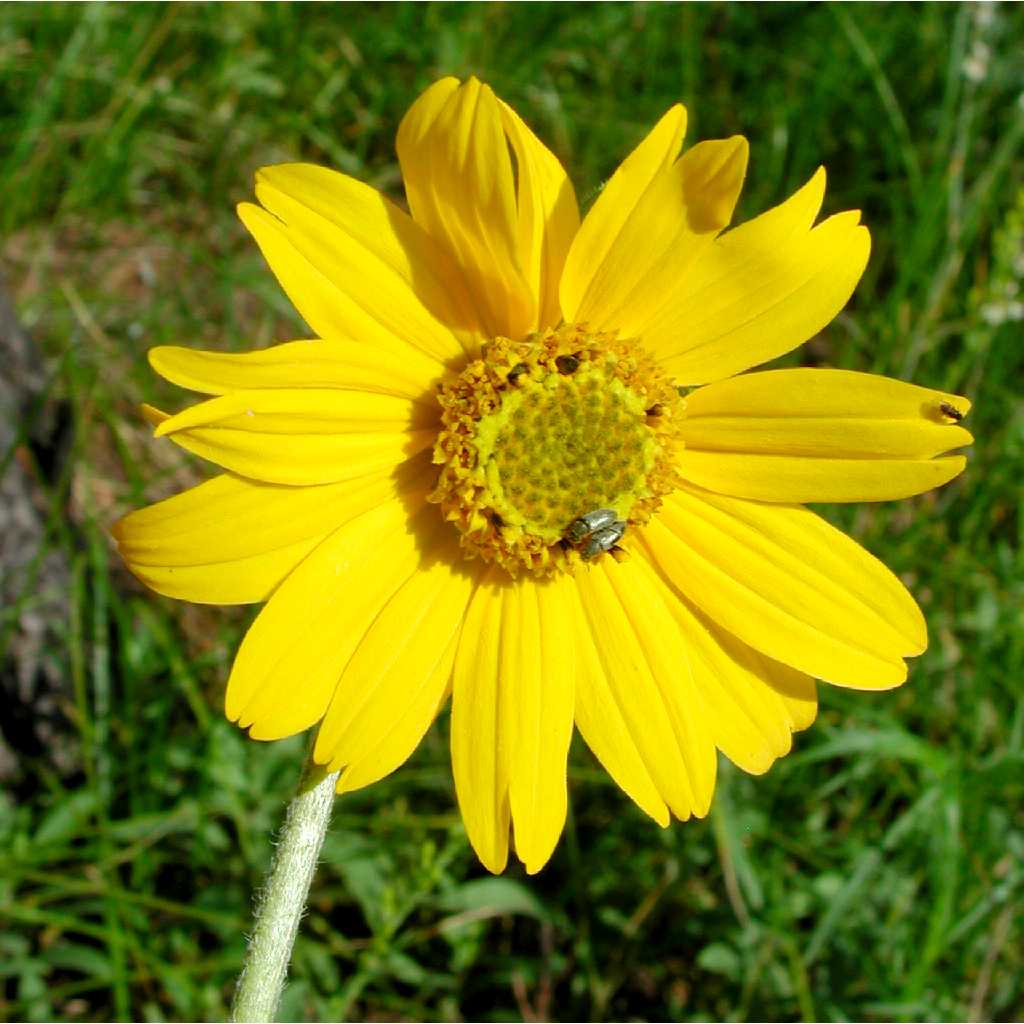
232,759,339,1023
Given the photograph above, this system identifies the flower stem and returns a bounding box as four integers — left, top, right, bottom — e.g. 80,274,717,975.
232,757,339,1023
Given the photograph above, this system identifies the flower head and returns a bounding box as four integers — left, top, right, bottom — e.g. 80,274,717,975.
115,78,972,873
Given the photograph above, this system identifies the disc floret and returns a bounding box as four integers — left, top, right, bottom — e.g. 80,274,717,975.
430,324,683,577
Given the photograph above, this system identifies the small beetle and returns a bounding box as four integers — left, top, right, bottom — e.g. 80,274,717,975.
564,508,627,560
939,401,964,422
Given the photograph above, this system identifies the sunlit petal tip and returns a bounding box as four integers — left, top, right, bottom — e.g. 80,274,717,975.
837,210,869,244
253,161,310,189
523,847,557,876
236,199,272,233
945,453,969,476
151,416,177,439
731,134,750,155
660,102,689,144
140,403,169,429
244,718,298,742
835,658,910,692
224,688,245,724
692,801,712,820
146,346,198,391
147,346,174,379
741,753,781,779
903,606,928,658
397,78,461,150
478,843,510,876
681,135,750,234
807,164,827,206
515,823,565,876
778,163,829,231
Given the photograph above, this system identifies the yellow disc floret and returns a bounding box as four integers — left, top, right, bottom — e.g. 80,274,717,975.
430,324,683,578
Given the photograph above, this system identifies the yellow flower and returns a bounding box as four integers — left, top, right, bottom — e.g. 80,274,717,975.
115,78,972,874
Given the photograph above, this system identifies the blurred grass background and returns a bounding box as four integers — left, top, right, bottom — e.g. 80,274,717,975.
1,2,1023,1021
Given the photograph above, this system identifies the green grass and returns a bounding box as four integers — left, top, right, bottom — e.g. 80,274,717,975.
1,2,1022,1021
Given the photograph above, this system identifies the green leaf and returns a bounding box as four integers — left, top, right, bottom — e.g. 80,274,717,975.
437,877,550,922
34,789,100,846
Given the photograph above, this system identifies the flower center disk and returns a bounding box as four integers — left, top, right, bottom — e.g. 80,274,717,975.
431,324,682,577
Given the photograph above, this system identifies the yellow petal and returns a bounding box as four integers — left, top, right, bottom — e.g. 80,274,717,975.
154,388,429,435
225,491,435,741
687,368,973,423
139,403,167,428
679,137,751,234
498,99,580,333
123,544,318,606
779,678,819,732
255,161,483,351
334,637,456,795
450,572,575,874
560,104,687,322
149,338,442,402
565,136,749,337
397,78,534,340
315,533,474,789
568,583,669,826
153,389,434,485
506,574,575,874
643,486,926,690
113,467,416,604
679,368,973,502
251,170,474,362
678,451,967,505
237,200,465,365
660,591,817,775
575,555,717,821
450,570,511,874
601,555,719,812
648,169,871,383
